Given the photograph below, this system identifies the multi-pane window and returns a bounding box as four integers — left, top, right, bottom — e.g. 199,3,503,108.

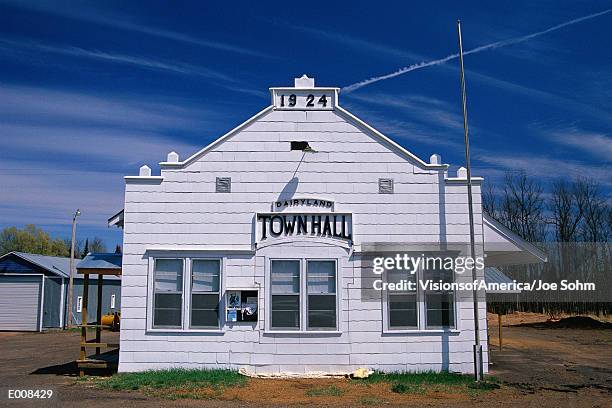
270,260,300,330
387,268,418,329
424,267,455,329
191,259,221,328
270,259,338,331
153,259,183,328
307,260,336,330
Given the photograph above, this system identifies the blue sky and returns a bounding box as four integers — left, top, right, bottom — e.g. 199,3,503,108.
1,0,611,249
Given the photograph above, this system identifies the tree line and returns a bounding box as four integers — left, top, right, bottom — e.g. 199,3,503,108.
483,172,610,243
0,224,119,258
484,172,611,317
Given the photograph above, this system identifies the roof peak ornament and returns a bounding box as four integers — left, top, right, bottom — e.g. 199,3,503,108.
294,74,315,88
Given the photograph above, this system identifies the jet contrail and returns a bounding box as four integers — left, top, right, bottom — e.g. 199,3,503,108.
342,9,612,93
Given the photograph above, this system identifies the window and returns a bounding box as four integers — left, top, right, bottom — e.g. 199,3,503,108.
270,260,300,330
76,296,83,313
424,267,455,329
307,260,336,329
153,258,183,328
385,263,456,331
269,259,338,331
110,294,116,309
191,259,221,328
216,177,231,193
387,268,418,329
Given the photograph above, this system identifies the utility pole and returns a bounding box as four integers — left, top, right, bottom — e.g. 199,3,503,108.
67,209,81,328
457,20,484,382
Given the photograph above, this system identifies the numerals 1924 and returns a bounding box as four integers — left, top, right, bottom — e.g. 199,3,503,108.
280,94,328,108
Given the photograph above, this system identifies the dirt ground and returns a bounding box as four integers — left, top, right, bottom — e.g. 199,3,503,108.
0,314,610,407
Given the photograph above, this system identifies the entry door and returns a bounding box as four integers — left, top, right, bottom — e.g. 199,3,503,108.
0,275,42,331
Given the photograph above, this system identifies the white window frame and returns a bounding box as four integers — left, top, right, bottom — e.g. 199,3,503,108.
266,257,340,333
306,259,338,331
382,265,459,333
188,257,223,329
146,255,225,333
151,258,185,329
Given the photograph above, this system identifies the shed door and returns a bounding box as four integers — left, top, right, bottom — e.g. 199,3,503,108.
0,275,42,331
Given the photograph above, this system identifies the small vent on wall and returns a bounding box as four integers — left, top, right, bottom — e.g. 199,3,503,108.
216,177,231,193
378,178,394,194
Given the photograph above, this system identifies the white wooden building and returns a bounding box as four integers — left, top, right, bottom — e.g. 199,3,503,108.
115,76,545,375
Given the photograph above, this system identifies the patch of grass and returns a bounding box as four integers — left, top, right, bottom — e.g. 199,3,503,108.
305,384,344,397
486,375,501,384
98,368,246,393
363,370,473,386
391,382,425,394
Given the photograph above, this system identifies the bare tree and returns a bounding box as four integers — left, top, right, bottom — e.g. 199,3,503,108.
482,182,499,220
578,179,609,243
90,237,107,253
500,171,547,242
549,179,585,243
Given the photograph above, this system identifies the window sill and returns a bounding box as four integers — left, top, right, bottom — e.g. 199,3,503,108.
383,329,460,335
264,330,342,335
146,328,224,334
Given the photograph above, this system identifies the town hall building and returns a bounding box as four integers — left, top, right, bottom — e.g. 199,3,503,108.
113,76,545,375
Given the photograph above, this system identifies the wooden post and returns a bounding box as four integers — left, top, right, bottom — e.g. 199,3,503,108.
96,274,103,356
498,313,503,350
79,273,89,377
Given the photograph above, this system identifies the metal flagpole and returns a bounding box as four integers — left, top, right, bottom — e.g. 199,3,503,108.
67,209,80,328
457,19,484,382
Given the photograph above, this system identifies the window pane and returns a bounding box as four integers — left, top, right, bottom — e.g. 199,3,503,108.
271,295,299,329
426,292,455,328
389,293,417,327
191,293,219,327
192,259,220,292
271,260,300,294
307,261,336,294
308,295,336,328
154,293,182,327
155,259,183,292
423,267,453,283
387,268,417,329
424,266,455,329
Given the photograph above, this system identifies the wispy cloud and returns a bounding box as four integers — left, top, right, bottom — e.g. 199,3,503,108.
281,23,425,62
475,151,612,187
343,9,612,92
2,0,269,58
540,127,612,162
0,159,125,228
343,102,463,151
0,124,200,167
0,83,214,131
0,38,235,82
346,93,464,132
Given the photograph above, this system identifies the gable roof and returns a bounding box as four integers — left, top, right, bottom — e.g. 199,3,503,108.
155,90,450,172
0,251,121,280
0,251,72,278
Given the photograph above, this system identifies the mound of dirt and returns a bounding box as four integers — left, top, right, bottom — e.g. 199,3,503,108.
517,316,612,329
